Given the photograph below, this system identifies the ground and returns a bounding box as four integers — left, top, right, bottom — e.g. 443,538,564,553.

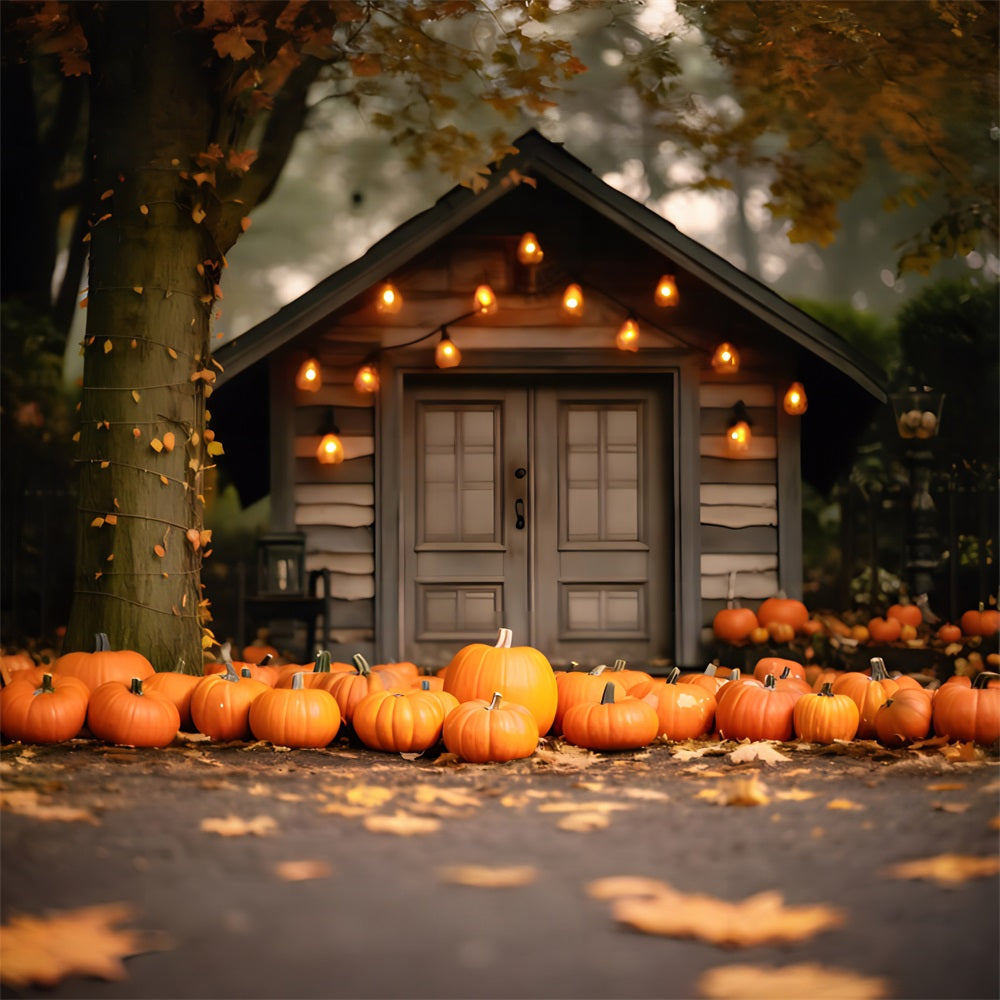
1,734,998,1000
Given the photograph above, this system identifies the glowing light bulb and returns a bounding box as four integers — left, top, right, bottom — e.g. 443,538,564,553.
295,358,322,392
654,274,679,306
726,421,751,455
616,317,640,352
473,284,498,315
517,232,544,265
711,341,740,373
376,282,402,314
783,381,807,415
561,283,584,317
316,432,344,464
435,332,461,369
354,363,380,393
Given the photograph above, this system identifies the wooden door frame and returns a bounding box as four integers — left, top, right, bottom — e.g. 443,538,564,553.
375,349,703,666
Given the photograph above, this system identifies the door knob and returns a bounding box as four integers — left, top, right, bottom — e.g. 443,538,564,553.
514,467,527,479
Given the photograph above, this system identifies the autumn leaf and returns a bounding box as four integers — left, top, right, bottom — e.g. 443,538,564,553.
0,903,169,988
0,789,99,825
200,815,276,837
698,963,891,999
827,798,865,811
586,877,845,947
556,811,610,831
437,864,538,888
345,784,395,809
363,811,441,836
699,775,771,807
883,853,1000,887
274,860,332,882
729,741,791,764
162,432,175,451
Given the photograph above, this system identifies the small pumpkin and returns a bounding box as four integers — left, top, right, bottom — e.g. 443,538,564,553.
0,673,90,744
352,688,451,753
326,654,388,723
766,621,796,644
961,603,1000,638
600,658,653,692
756,596,810,634
87,677,180,748
678,663,729,698
443,628,557,735
866,616,902,644
0,650,37,686
442,691,539,763
931,671,1000,745
887,603,922,628
714,672,798,743
276,649,352,694
248,673,342,748
54,633,155,692
936,623,963,644
712,605,759,645
561,682,660,751
189,659,269,741
630,668,716,741
145,659,202,731
874,688,933,747
553,665,627,735
753,657,806,683
792,683,860,744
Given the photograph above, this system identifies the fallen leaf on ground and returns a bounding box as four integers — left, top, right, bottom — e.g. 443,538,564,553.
412,785,481,809
927,782,966,791
363,811,441,835
200,815,276,837
621,787,670,802
826,798,864,811
774,787,816,801
557,811,610,831
696,775,770,807
532,743,598,770
437,864,538,887
274,860,333,882
883,853,1000,886
729,742,791,764
932,801,970,814
537,800,633,813
345,784,395,808
0,903,170,988
0,789,99,825
672,745,713,761
318,802,369,817
938,742,981,762
587,877,844,947
698,962,890,999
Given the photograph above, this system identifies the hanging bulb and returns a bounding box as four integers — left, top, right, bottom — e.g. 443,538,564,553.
295,357,322,392
711,341,740,374
317,432,345,464
435,330,461,369
654,274,679,307
376,282,402,314
783,381,807,415
517,232,544,265
354,362,380,394
473,284,498,315
561,283,584,318
616,317,640,352
725,400,752,456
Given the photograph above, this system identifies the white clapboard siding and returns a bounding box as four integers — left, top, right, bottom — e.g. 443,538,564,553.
701,570,779,600
700,505,777,528
296,484,375,506
699,383,775,408
699,435,777,460
296,504,374,527
329,573,375,600
326,628,375,645
700,484,776,507
306,553,375,575
294,436,375,461
701,553,778,575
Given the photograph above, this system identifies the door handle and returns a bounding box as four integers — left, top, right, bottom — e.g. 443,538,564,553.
514,498,525,530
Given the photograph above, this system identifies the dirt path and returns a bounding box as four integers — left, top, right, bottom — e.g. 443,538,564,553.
2,735,998,1000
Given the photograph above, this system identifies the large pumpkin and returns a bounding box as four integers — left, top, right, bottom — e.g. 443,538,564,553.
932,671,1000,745
755,597,810,635
443,628,557,735
0,673,90,744
714,673,798,742
247,674,342,748
442,691,539,763
54,633,154,692
87,677,180,748
630,668,716,741
352,688,452,754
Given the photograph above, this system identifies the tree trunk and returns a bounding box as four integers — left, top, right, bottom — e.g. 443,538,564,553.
65,5,219,668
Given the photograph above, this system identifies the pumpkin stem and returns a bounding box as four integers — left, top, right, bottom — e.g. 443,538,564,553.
94,632,111,652
590,664,607,676
763,673,777,691
600,682,617,705
612,658,627,672
38,673,55,694
779,666,793,679
486,691,503,711
240,668,253,679
972,671,1000,689
666,666,681,685
819,682,835,697
313,650,332,674
420,680,431,691
291,672,305,690
220,659,241,683
495,628,513,649
704,663,718,677
130,677,145,696
352,653,372,676
869,656,888,681
256,653,273,667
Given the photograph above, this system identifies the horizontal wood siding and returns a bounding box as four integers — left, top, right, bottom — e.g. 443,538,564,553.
293,371,377,662
699,382,779,644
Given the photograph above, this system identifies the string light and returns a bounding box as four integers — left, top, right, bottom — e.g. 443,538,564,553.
616,316,640,352
710,341,740,374
435,330,462,369
354,362,380,393
474,284,498,314
316,408,344,464
517,232,544,265
295,357,322,391
376,282,403,314
654,274,679,306
783,381,808,415
561,283,584,317
725,400,753,456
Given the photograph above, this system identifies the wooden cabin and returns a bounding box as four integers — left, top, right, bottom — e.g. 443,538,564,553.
213,130,886,670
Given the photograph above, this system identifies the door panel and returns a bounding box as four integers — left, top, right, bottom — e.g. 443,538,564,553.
402,378,671,668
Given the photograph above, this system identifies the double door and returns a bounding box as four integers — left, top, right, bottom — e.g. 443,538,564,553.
401,377,672,668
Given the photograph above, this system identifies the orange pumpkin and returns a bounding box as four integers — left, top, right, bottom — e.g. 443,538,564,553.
601,658,653,692
756,597,810,634
553,666,628,735
874,688,933,747
248,674,341,749
931,671,1000,744
190,661,269,741
753,656,806,683
0,673,90,744
352,688,451,754
936,623,963,644
54,633,155,692
326,655,387,723
630,668,716,741
443,627,557,736
714,673,798,742
866,616,902,644
831,657,899,738
712,606,759,645
561,682,660,751
442,691,539,763
887,603,922,628
87,677,180,748
961,604,1000,638
793,683,860,744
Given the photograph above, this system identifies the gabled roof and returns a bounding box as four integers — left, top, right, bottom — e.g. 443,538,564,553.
215,129,886,402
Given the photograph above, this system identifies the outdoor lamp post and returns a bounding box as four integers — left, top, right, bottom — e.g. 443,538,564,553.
890,386,945,599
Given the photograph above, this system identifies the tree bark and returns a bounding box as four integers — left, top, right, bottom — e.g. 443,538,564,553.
65,5,220,668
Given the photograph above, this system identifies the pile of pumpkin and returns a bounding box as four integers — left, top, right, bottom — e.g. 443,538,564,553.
713,596,1000,652
2,626,998,761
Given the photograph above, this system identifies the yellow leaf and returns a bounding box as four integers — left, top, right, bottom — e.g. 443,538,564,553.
698,963,891,1000
100,461,110,469
104,514,117,526
557,811,610,831
167,347,178,359
90,516,105,528
206,441,225,456
159,475,168,485
883,853,1000,886
827,798,864,811
72,431,80,442
130,338,137,348
139,204,149,215
274,860,332,882
200,815,276,837
162,432,175,451
150,438,163,453
131,390,140,403
345,785,395,808
436,864,538,888
192,206,206,224
103,339,113,353
132,286,143,295
0,789,99,825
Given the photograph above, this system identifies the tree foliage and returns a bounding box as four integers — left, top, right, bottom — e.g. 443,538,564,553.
633,0,999,273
